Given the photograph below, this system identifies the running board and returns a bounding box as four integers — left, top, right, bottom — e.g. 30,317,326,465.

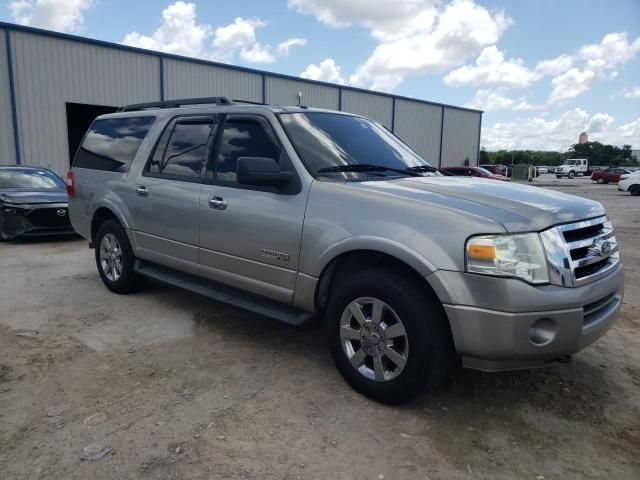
134,260,314,327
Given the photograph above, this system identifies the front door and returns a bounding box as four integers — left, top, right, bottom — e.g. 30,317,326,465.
198,114,307,303
129,115,218,271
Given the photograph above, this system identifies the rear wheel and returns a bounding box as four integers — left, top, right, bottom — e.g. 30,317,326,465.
325,267,455,404
94,219,146,294
630,185,640,196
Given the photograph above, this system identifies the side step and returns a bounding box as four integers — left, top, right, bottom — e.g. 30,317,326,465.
134,260,315,327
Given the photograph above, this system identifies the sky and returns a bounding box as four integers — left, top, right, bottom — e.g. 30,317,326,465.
2,0,640,152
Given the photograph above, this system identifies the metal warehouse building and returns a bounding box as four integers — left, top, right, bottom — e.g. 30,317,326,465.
0,22,482,177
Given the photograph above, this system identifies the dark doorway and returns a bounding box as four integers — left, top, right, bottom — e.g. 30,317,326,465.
66,102,118,166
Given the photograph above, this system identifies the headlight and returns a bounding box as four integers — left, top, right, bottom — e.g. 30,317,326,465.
1,204,28,215
466,233,549,284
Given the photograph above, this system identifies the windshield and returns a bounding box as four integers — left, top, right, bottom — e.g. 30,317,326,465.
279,112,439,180
0,169,65,189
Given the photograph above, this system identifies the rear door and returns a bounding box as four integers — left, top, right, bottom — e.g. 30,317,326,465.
129,115,218,271
198,113,306,303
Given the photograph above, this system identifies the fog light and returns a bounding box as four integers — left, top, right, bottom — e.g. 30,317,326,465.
529,318,556,346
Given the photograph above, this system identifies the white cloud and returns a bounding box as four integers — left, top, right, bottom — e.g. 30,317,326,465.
300,58,345,84
276,38,307,56
533,54,574,77
290,0,511,92
446,31,639,107
239,42,275,64
211,17,272,62
466,89,540,112
587,113,614,133
444,46,536,88
287,0,434,36
545,32,640,104
578,32,640,68
623,86,640,98
122,2,297,64
547,67,598,104
615,118,640,144
8,0,94,32
482,109,640,151
123,1,211,57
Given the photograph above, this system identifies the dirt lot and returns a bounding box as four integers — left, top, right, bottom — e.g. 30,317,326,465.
1,177,638,479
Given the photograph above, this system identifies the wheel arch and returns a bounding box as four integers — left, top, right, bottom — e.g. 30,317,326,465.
312,248,446,317
90,205,129,244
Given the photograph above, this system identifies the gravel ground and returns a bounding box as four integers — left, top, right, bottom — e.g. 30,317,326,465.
0,177,638,479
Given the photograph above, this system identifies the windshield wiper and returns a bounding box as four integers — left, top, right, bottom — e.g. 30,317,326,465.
317,164,423,177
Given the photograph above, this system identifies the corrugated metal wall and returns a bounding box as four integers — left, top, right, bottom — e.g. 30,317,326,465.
265,76,339,109
441,108,481,167
394,99,442,166
341,90,393,129
0,29,16,164
164,59,262,102
10,30,160,174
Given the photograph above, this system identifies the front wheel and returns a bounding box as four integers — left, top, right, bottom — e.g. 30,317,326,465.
596,177,605,184
568,171,575,179
325,268,455,404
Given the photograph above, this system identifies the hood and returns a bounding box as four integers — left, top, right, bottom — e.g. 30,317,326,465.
358,177,605,232
0,188,68,205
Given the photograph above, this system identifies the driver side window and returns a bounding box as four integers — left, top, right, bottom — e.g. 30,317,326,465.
216,117,281,184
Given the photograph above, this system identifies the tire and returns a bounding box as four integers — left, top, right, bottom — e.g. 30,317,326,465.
568,171,575,179
94,219,147,294
556,175,562,179
325,267,455,404
596,177,604,184
630,185,640,196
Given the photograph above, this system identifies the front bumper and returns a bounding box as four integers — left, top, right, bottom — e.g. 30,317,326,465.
434,264,624,371
0,203,74,240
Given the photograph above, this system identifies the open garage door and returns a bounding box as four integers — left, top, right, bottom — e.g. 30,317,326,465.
66,102,118,166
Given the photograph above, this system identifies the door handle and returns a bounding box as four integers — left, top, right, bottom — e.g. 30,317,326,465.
135,185,148,196
208,195,227,210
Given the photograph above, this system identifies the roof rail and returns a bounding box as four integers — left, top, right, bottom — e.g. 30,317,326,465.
232,99,266,105
117,96,234,112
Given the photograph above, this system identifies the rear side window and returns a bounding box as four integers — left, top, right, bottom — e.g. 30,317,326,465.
216,118,280,184
149,119,216,179
73,116,155,172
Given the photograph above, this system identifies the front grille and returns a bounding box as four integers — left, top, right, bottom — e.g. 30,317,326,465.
27,208,71,228
540,216,619,287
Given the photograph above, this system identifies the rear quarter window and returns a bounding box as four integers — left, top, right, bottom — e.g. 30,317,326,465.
73,116,155,172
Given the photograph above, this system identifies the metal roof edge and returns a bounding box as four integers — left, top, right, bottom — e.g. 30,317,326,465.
0,21,484,115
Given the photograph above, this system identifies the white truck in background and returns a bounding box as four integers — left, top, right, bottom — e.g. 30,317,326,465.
555,159,589,179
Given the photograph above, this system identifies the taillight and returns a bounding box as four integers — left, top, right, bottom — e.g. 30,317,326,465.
66,171,76,198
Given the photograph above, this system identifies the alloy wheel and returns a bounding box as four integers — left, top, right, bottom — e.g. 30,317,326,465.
339,297,409,382
99,233,123,282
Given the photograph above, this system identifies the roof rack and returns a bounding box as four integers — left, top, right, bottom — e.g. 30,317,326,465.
117,96,234,112
232,99,266,105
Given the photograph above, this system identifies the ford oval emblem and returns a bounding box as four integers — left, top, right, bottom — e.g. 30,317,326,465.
588,239,611,257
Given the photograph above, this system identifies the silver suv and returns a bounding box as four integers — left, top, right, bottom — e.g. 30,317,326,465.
68,97,624,404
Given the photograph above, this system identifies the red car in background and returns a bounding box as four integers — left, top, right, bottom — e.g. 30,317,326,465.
591,167,631,184
442,166,510,181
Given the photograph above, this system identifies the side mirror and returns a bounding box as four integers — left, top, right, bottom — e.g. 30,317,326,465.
236,157,292,188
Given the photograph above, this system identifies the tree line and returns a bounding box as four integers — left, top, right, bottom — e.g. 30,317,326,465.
480,142,637,167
